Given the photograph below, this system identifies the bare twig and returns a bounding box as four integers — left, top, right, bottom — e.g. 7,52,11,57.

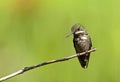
0,48,96,82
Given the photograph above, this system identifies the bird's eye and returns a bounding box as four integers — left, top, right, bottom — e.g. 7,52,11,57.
77,28,80,30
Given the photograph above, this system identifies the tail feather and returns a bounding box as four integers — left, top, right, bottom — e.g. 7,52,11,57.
77,53,90,68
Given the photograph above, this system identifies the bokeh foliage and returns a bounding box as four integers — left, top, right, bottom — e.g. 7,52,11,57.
0,0,120,82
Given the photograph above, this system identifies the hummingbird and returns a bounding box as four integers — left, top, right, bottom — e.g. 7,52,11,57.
67,24,92,68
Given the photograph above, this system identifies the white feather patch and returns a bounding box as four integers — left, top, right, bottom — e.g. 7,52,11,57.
75,31,84,34
81,36,87,40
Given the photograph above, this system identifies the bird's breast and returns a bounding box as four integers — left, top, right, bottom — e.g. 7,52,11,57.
75,35,88,43
74,35,90,51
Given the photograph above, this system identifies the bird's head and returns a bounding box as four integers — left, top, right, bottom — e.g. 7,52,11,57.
66,24,87,37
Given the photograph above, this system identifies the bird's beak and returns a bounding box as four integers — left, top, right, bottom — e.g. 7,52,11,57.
66,32,73,38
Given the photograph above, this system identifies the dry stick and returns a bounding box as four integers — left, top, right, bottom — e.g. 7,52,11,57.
0,48,96,82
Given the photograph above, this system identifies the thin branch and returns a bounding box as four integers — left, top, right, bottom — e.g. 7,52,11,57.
0,48,96,82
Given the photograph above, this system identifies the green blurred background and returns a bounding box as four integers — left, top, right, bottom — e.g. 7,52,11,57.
0,0,119,82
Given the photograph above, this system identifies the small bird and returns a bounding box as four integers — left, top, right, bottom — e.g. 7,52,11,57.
67,24,92,68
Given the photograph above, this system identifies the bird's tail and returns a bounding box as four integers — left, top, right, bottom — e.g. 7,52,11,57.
77,53,90,68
